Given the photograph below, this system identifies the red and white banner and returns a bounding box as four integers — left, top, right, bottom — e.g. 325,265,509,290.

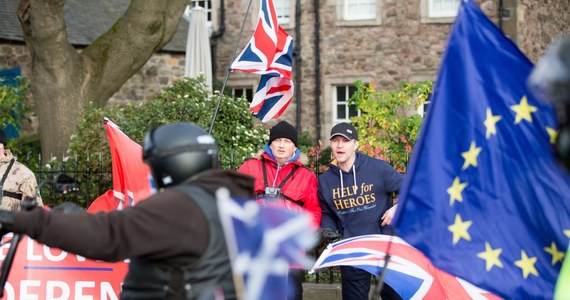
87,118,153,213
1,234,128,299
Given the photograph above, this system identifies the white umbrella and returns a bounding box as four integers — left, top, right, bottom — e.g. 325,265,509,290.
184,6,212,92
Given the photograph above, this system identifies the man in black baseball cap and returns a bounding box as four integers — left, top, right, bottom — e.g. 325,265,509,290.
319,122,403,300
329,122,359,141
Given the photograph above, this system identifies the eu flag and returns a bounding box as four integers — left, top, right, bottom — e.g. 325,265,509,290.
394,1,570,299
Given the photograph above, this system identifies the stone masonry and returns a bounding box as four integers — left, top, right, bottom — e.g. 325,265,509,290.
1,0,569,140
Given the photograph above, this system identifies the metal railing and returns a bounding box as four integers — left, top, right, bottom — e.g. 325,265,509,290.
28,151,403,284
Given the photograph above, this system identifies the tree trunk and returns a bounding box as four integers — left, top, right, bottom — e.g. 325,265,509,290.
17,0,189,158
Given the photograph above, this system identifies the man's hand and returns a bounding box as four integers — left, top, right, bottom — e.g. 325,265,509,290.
381,204,398,226
0,210,15,237
318,228,341,245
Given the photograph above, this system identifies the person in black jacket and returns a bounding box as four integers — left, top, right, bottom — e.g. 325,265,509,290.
0,122,254,300
528,34,570,170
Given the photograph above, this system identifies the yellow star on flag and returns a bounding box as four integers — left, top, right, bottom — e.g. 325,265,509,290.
484,108,502,139
546,127,558,145
448,214,472,245
544,242,565,265
477,242,503,271
514,250,538,279
447,177,468,206
565,230,570,238
461,141,482,170
510,96,537,124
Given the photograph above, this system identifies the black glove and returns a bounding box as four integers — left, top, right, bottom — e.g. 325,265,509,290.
0,210,15,237
318,228,341,245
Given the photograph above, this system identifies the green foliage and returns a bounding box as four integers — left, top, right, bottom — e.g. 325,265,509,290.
348,80,433,172
0,77,33,136
296,132,333,172
69,76,268,172
10,76,268,207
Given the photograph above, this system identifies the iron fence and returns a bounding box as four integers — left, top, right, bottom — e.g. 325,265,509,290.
27,153,112,208
28,152,403,284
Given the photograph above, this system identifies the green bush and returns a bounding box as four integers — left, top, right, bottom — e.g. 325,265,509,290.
348,80,432,172
11,76,271,207
69,76,268,172
0,77,32,138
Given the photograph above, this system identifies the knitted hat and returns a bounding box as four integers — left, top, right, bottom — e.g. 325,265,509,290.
0,128,7,146
269,121,298,147
330,122,358,140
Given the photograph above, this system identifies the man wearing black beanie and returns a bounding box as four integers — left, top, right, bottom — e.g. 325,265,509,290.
0,128,43,211
268,121,298,147
238,120,321,300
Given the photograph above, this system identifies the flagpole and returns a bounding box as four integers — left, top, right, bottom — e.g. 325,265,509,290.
208,0,255,135
370,235,394,300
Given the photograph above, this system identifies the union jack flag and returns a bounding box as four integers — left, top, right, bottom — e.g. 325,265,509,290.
231,0,294,121
250,74,294,122
216,188,316,300
310,235,501,300
231,1,293,78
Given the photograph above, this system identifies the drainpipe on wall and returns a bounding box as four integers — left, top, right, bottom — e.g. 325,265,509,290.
294,0,302,133
313,0,322,144
498,0,503,31
210,0,225,81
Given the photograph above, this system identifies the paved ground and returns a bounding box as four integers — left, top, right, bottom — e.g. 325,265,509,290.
303,283,342,300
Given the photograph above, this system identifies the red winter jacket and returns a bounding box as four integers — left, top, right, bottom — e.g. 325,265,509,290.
238,151,321,228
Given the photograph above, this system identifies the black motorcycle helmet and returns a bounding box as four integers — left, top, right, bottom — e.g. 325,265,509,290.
142,122,219,188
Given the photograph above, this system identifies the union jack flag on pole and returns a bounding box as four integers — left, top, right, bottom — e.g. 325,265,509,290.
231,0,294,121
310,235,500,300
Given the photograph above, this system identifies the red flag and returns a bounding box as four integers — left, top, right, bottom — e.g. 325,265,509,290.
87,118,153,212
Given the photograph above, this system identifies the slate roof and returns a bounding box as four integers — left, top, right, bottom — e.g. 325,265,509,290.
0,0,188,52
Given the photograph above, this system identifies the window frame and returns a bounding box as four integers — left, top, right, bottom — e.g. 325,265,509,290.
190,0,213,27
333,84,362,123
417,100,431,117
428,0,460,18
274,0,291,25
343,0,377,21
230,86,254,103
420,0,459,23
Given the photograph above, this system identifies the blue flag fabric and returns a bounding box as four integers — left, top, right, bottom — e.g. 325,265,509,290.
394,1,570,299
216,188,316,300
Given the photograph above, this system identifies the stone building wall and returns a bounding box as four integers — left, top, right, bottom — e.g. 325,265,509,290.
0,42,31,76
516,0,570,62
212,0,552,142
2,0,569,141
0,41,186,107
107,52,186,106
218,0,455,136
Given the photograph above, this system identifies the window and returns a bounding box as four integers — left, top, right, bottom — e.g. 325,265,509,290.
231,87,254,103
344,0,376,21
417,100,431,117
429,0,460,18
190,0,212,23
334,85,361,123
274,0,290,24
